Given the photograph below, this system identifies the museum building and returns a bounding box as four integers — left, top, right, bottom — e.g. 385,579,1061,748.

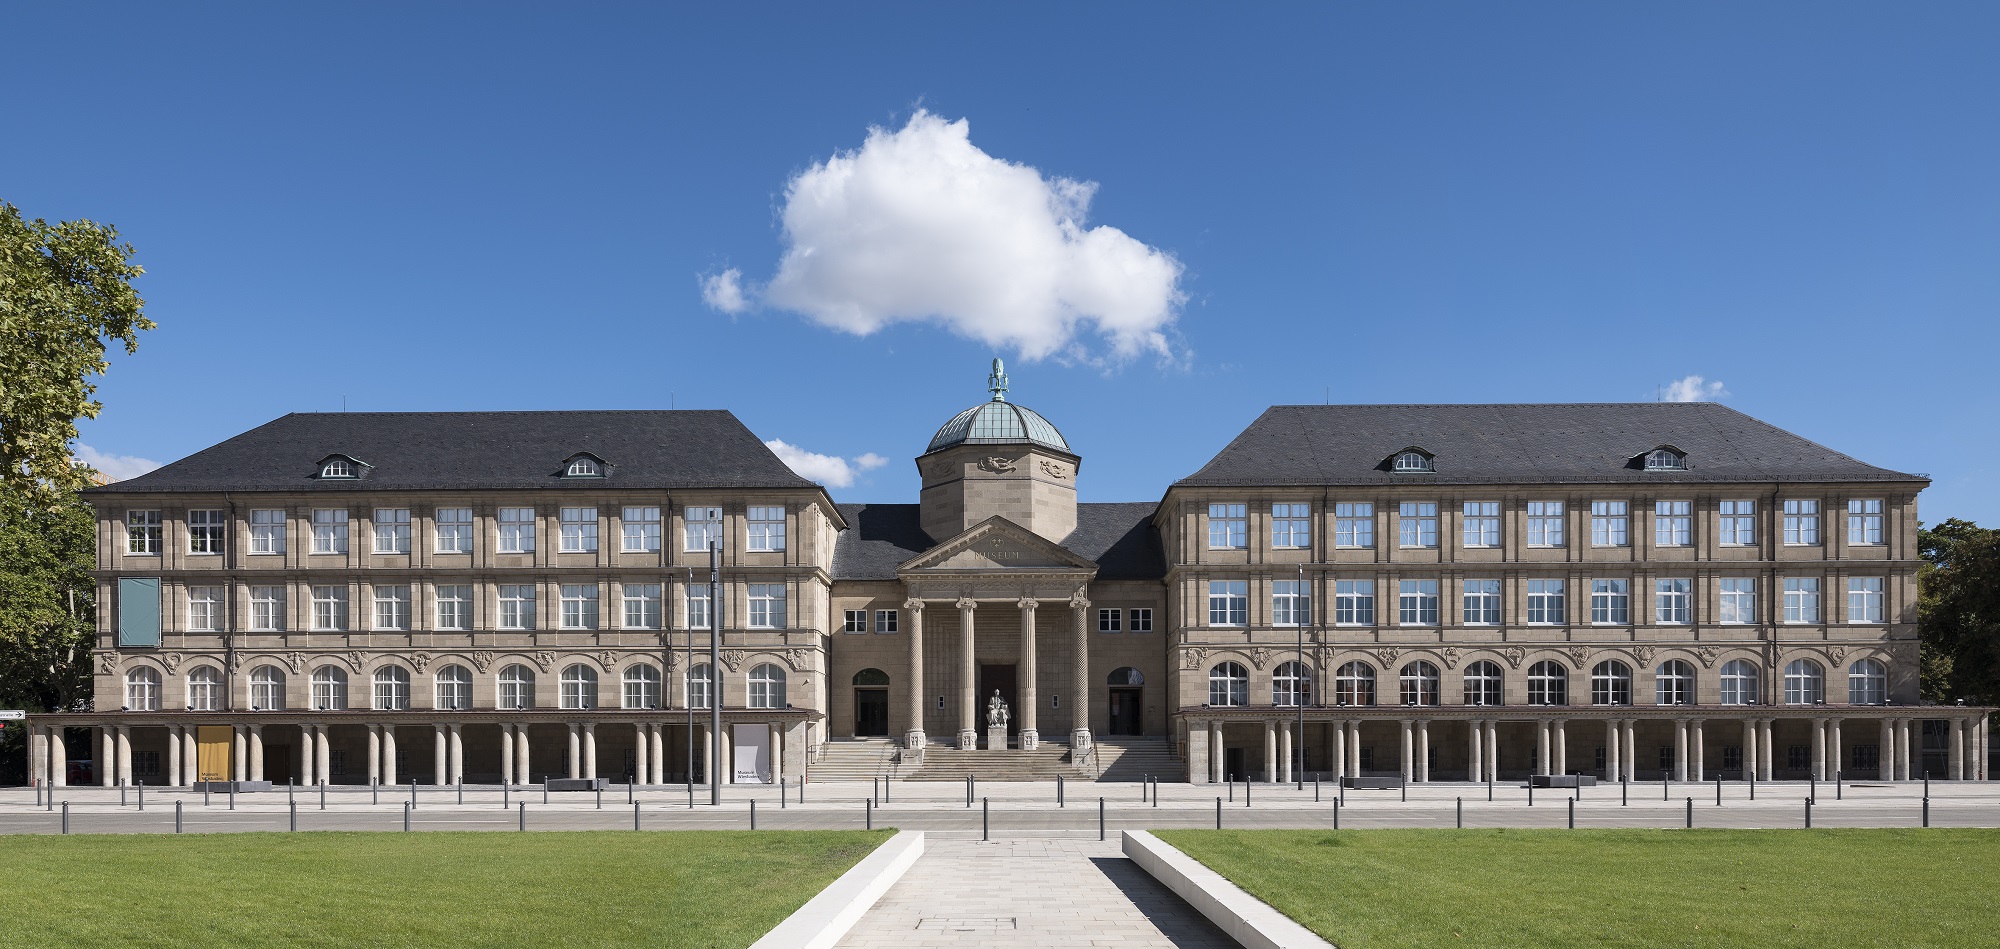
24,364,1993,787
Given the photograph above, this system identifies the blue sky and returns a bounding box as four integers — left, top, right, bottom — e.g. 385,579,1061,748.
6,4,1996,522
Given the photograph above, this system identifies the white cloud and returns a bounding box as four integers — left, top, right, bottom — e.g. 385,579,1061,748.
763,439,889,488
710,110,1184,362
74,443,161,482
700,268,749,314
1658,375,1729,402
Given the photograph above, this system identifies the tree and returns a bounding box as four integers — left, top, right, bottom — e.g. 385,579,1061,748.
0,201,151,497
0,486,96,782
1918,518,2000,705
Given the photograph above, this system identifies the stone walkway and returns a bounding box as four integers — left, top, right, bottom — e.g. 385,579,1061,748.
836,834,1235,948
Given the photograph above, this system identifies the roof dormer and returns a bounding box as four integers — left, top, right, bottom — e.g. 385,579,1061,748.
1636,445,1689,471
313,454,368,480
560,452,609,479
1384,447,1436,473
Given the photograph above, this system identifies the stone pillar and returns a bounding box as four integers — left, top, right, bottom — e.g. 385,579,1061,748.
1812,718,1828,781
433,725,447,785
1209,720,1224,783
720,724,734,785
1483,720,1497,780
294,726,308,787
1399,719,1414,783
1553,718,1568,777
164,726,180,788
583,723,598,780
1949,717,1964,780
1623,719,1638,781
1673,720,1688,782
1416,720,1430,783
1278,721,1293,784
1187,721,1210,784
382,725,398,786
250,725,265,782
191,728,205,785
903,598,926,751
1070,591,1093,752
117,726,135,786
1757,719,1774,781
768,722,782,785
649,724,665,785
50,725,69,788
1467,720,1482,782
499,724,515,785
448,724,463,784
1607,719,1622,780
1741,718,1756,780
699,724,712,785
29,727,47,789
1330,719,1346,781
1536,720,1551,777
517,722,533,784
365,725,381,785
314,725,331,786
957,598,978,750
566,723,581,780
1263,719,1278,782
1017,598,1039,749
633,722,649,785
1691,719,1705,782
231,726,245,783
100,726,114,787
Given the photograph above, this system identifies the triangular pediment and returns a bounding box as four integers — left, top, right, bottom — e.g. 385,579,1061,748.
898,516,1097,574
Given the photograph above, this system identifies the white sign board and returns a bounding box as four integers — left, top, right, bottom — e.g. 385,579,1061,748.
0,710,25,721
732,724,770,784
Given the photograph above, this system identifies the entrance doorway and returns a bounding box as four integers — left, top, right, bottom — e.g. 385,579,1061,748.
1106,667,1144,736
266,744,292,785
978,664,1018,737
1225,747,1246,782
853,668,890,737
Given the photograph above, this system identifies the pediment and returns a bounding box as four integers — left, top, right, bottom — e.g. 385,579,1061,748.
898,516,1097,574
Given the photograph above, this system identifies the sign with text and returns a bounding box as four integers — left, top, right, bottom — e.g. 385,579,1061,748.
731,724,770,784
0,710,25,721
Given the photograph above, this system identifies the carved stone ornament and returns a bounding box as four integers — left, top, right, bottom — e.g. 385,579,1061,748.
927,461,954,479
797,676,816,696
1182,647,1210,670
1378,646,1400,667
1439,646,1460,670
956,597,979,612
1039,460,1070,480
1249,647,1276,669
1827,646,1847,665
347,650,367,671
1632,645,1656,666
470,651,495,673
532,650,557,672
1501,645,1526,669
597,651,618,670
1562,646,1590,670
159,652,184,674
411,652,432,673
719,649,747,672
903,598,926,613
98,651,120,675
285,651,308,674
783,647,811,672
978,456,1017,474
1695,646,1720,668
1069,590,1091,610
1017,597,1039,612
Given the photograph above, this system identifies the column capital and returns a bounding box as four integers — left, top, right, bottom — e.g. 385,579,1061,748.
956,597,978,612
903,597,925,613
1017,597,1039,612
1069,590,1091,610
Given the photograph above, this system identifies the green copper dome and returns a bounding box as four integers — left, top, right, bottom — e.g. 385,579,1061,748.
925,359,1072,454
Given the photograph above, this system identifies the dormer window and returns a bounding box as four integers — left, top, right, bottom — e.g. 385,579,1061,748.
1391,450,1435,473
561,454,607,478
316,456,363,479
1644,448,1687,471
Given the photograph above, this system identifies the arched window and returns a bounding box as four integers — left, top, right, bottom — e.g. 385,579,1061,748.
373,665,411,710
854,668,891,687
565,457,600,477
622,664,661,709
1399,661,1440,706
1392,450,1435,472
186,665,222,711
1655,660,1694,705
1208,662,1248,707
1644,448,1687,470
1106,667,1145,687
320,458,354,478
1273,661,1311,706
1463,660,1503,706
498,664,535,710
1719,660,1758,705
560,664,599,709
434,664,472,711
1527,661,1568,706
312,666,348,710
1784,659,1824,705
126,667,161,711
250,665,286,711
1335,661,1376,706
1590,660,1632,706
686,663,713,709
1848,659,1887,705
748,663,786,709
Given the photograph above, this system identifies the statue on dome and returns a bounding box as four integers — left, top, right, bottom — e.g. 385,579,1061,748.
988,357,1009,402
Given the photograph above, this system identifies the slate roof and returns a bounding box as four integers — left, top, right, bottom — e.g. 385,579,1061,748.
1176,404,1926,487
88,411,824,494
832,502,1164,581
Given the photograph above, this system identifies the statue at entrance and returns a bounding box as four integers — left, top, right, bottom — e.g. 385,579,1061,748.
986,689,1011,729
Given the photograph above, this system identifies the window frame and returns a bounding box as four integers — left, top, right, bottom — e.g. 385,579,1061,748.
434,508,473,554
1590,501,1628,547
372,508,411,554
1397,579,1439,626
1782,499,1821,546
746,505,787,552
1461,579,1501,625
1718,500,1756,546
1526,579,1565,625
1461,501,1500,548
187,509,227,555
1207,503,1248,549
621,506,662,553
559,507,599,553
1271,579,1311,627
434,584,471,630
1207,580,1249,627
372,584,412,631
1398,502,1438,548
1783,577,1821,624
248,509,286,555
1333,502,1375,548
310,509,349,555
1847,577,1886,624
1208,661,1248,707
1589,578,1629,625
559,583,600,630
747,582,787,629
1526,501,1565,547
1847,499,1885,546
1334,580,1375,626
1654,501,1691,547
498,584,537,630
496,507,536,554
1270,502,1311,549
622,583,662,630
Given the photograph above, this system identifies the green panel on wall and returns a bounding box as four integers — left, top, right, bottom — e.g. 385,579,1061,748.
118,577,161,647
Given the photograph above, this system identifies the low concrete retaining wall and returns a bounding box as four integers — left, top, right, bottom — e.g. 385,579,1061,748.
751,829,923,949
1123,830,1333,949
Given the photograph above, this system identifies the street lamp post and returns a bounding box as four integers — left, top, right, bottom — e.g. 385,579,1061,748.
709,538,723,806
1297,564,1307,790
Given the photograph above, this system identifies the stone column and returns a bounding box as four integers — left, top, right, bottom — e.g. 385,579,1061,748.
903,598,926,751
448,724,463,784
1416,720,1430,782
583,723,598,780
1263,719,1277,782
649,724,665,785
99,726,114,787
1623,719,1638,780
1330,719,1346,782
1949,717,1964,780
1742,718,1757,780
117,726,134,786
1673,720,1688,782
517,722,533,784
1483,720,1498,781
1399,719,1414,784
1278,721,1293,784
768,722,782,785
1070,591,1092,752
190,728,204,785
249,725,265,782
1209,720,1224,783
1187,721,1210,785
633,722,649,785
433,725,447,785
567,723,581,780
50,725,69,788
1812,718,1828,781
499,723,515,785
1467,720,1482,782
294,726,308,787
699,723,712,784
1607,719,1622,780
1757,719,1774,781
1536,720,1551,777
311,725,330,786
367,725,382,785
1017,598,1039,749
1691,719,1705,782
29,727,48,789
230,726,245,783
382,725,398,785
1827,718,1841,780
720,725,734,784
1553,719,1568,777
957,598,978,750
164,725,180,788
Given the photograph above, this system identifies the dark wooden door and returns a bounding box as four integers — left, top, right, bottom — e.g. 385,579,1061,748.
1107,688,1143,735
855,689,889,737
1225,747,1246,782
265,745,292,785
977,664,1018,734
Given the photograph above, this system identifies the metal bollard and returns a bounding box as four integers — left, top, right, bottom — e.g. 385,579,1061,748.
1750,775,1756,800
543,782,548,805
866,798,873,830
597,786,602,810
1058,774,1065,808
1836,770,1843,801
1333,797,1340,829
504,782,510,809
1716,775,1722,806
229,784,236,811
750,799,757,830
289,779,295,807
372,781,378,806
1141,775,1148,803
1924,773,1930,798
458,782,464,805
176,800,184,833
1922,797,1930,828
1487,775,1494,802
404,801,411,831
1457,797,1463,828
634,802,641,831
1528,783,1534,807
1340,781,1346,806
1569,796,1578,829
1215,797,1222,829
628,780,634,805
1247,780,1252,807
966,775,973,807
1686,797,1693,828
204,784,210,807
1664,777,1669,801
1315,777,1320,802
1099,797,1106,841
290,800,297,832
519,801,526,831
1398,780,1404,803
1620,778,1626,807
1805,799,1812,829
61,801,69,834
320,783,326,810
121,784,127,807
981,797,988,841
138,781,145,811
1810,776,1817,805
1153,777,1159,808
781,780,786,809
413,779,418,809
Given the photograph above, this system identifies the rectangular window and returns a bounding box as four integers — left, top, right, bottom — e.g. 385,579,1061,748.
1207,504,1247,549
1591,501,1628,547
560,584,599,629
1526,579,1565,624
875,609,899,634
1098,608,1122,632
1719,578,1756,624
1333,502,1374,548
685,506,722,552
1853,745,1880,770
1848,577,1885,623
1270,503,1311,548
126,510,161,555
1590,579,1629,625
843,609,868,634
686,585,712,629
1399,503,1438,548
1207,580,1248,626
435,585,471,630
373,585,411,631
1128,608,1153,633
1719,500,1756,545
249,509,286,555
1461,502,1500,548
311,509,349,555
187,586,223,632
1527,501,1565,546
621,506,661,552
1398,579,1439,626
311,585,348,631
373,508,411,554
1783,500,1821,546
1655,501,1691,547
1655,579,1691,624
188,510,226,555
1335,580,1375,625
1783,577,1820,624
1847,499,1884,545
748,506,787,551
434,508,473,554
1462,579,1500,625
559,507,598,553
622,584,661,629
250,586,285,631
498,584,536,630
1272,580,1311,626
748,583,787,628
497,508,535,553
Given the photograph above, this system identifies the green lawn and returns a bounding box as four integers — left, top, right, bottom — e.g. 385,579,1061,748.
0,830,891,948
1154,829,1999,949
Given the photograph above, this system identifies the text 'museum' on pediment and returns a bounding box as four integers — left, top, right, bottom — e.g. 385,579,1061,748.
898,516,1097,574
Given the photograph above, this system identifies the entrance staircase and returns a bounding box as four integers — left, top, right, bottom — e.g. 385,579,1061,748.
903,741,1083,782
812,738,904,782
1091,737,1183,782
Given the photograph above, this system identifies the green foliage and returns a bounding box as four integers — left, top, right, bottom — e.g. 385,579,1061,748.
0,485,96,713
0,200,152,497
1918,518,2000,704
